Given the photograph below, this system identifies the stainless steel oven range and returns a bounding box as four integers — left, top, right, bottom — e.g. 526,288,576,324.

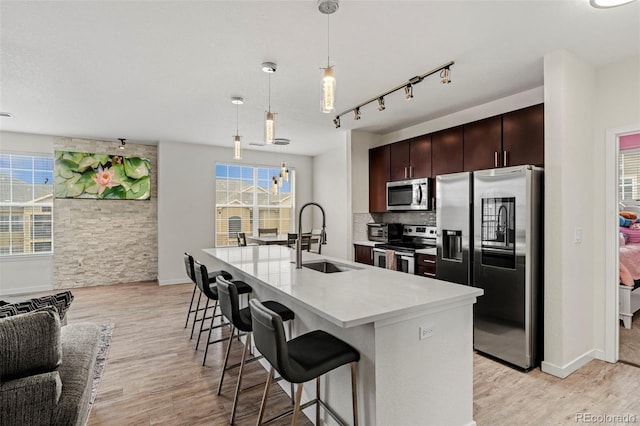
373,225,436,274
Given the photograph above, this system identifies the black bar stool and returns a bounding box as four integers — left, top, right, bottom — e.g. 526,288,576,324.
249,299,360,426
215,276,295,424
192,260,252,365
183,252,232,338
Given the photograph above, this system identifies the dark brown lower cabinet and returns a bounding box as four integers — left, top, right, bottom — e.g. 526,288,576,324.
415,254,436,278
354,244,374,265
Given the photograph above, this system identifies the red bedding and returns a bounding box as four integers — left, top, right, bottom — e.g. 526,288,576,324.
620,242,640,286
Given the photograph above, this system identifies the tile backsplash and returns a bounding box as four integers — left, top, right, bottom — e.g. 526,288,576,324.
373,211,436,226
354,211,436,243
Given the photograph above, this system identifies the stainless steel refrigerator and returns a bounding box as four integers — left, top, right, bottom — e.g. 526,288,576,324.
436,165,543,369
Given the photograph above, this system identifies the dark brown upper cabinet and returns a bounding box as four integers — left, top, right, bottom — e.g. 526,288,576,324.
502,104,544,167
369,145,390,213
389,136,432,181
432,126,463,177
463,116,502,172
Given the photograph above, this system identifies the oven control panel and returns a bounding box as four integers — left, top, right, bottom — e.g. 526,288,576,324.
403,225,437,239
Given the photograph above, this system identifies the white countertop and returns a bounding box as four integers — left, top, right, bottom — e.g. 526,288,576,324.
353,240,377,247
416,247,437,255
203,246,482,328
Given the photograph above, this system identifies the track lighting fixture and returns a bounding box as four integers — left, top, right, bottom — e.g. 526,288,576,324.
262,62,277,144
231,97,243,160
404,84,413,100
118,138,126,150
441,67,451,84
330,60,454,128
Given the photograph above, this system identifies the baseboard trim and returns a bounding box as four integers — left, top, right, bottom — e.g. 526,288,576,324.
541,349,596,378
158,278,189,286
0,284,54,297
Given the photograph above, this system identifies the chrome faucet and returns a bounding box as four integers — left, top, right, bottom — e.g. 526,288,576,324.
296,202,327,269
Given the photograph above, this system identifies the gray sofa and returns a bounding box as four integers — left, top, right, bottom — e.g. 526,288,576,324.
0,308,101,426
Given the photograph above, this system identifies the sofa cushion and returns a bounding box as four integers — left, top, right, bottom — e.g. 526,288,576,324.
54,323,101,426
0,308,62,381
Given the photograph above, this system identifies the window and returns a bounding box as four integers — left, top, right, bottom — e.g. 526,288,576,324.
0,153,54,256
620,150,640,202
228,216,241,240
215,164,294,247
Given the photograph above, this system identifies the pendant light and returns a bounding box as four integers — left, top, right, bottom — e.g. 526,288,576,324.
231,97,243,160
262,62,277,144
319,0,339,113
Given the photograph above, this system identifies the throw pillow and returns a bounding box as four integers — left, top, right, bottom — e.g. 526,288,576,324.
0,307,62,381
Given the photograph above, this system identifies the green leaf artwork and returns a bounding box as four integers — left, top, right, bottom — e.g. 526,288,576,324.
54,151,151,200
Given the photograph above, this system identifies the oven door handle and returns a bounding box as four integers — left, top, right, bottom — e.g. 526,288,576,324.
396,252,414,258
373,248,387,254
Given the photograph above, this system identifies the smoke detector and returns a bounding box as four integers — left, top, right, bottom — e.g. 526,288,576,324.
318,0,339,14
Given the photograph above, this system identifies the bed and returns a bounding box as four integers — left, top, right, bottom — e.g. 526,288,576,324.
619,229,640,328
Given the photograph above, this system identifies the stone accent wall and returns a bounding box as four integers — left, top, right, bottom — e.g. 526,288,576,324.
53,138,158,288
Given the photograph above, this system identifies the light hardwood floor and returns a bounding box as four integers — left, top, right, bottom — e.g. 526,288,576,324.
56,281,640,425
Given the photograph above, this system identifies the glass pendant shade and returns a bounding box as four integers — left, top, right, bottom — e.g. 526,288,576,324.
321,67,336,113
271,176,278,195
590,0,635,7
233,135,242,160
265,111,275,144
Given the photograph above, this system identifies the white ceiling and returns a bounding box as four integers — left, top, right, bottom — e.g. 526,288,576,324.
1,1,638,156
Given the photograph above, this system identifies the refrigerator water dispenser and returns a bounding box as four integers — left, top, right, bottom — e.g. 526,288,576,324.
442,230,463,261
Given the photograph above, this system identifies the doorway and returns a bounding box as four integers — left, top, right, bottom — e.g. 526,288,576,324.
605,125,640,363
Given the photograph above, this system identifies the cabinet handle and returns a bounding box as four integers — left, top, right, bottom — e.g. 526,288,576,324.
422,259,435,264
494,151,499,168
409,166,413,178
404,166,408,179
423,272,436,277
503,150,508,167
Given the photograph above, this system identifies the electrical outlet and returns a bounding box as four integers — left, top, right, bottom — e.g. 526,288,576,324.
419,325,434,340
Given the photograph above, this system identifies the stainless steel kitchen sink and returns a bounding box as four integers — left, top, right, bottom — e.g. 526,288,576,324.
302,260,363,273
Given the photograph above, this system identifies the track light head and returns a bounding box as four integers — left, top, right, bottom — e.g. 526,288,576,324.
441,67,451,84
377,97,386,111
354,108,361,120
118,138,126,150
404,84,414,100
333,116,341,128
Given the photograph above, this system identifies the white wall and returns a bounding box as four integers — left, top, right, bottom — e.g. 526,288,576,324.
312,141,349,260
157,141,314,284
592,55,640,357
0,131,55,296
541,50,597,378
350,130,382,214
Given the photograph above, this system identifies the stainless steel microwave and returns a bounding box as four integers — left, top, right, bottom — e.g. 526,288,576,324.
386,178,432,211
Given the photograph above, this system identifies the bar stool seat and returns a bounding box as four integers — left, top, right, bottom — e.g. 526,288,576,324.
250,299,360,426
286,330,359,383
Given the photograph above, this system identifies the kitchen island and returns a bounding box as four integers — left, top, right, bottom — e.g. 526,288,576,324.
203,245,482,426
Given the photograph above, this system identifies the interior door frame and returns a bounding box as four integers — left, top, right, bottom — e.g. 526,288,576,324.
605,123,640,363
